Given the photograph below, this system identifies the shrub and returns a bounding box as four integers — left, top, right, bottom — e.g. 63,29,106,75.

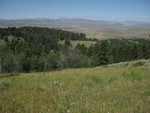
0,80,11,90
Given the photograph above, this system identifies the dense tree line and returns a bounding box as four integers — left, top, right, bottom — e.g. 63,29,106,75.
0,27,88,73
0,27,86,41
86,39,150,66
0,27,150,73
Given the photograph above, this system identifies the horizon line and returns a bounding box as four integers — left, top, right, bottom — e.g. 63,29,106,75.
0,16,150,22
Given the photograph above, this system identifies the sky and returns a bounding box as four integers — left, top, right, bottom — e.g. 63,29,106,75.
0,0,150,21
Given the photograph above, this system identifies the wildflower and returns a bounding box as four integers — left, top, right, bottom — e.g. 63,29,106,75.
67,109,70,113
52,80,62,86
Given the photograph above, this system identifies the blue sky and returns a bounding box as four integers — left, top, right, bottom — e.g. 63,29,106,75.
0,0,150,21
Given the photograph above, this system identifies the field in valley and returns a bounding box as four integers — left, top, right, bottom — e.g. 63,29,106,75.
60,23,150,39
0,60,150,113
1,19,150,39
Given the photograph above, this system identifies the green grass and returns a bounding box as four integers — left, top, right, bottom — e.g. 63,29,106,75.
59,40,96,47
0,65,150,113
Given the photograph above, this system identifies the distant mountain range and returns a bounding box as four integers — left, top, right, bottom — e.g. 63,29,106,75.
0,18,150,25
0,18,150,39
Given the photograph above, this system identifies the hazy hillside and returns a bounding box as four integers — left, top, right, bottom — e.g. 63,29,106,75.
0,59,150,113
0,19,150,39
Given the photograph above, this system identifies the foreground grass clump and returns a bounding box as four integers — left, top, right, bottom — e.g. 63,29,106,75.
0,66,150,113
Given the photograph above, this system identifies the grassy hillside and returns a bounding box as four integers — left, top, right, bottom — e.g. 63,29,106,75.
0,60,150,113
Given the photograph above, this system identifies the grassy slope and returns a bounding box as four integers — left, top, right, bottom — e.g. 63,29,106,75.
0,61,150,113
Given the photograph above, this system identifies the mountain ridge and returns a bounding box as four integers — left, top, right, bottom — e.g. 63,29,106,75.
0,18,150,25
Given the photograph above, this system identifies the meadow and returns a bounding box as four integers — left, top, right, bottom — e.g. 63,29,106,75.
0,60,150,113
58,40,96,47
